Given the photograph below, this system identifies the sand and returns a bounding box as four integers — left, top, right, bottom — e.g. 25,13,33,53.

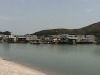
0,58,47,75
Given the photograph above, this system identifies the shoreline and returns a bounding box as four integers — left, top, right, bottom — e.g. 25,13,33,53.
0,58,47,75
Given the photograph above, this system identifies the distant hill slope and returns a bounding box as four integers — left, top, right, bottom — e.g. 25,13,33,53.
32,22,100,37
78,22,100,36
33,29,73,36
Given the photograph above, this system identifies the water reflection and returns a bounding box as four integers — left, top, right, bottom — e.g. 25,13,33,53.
94,45,100,56
2,43,11,52
0,44,100,75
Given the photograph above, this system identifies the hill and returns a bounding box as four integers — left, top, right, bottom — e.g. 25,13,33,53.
33,28,73,36
78,22,100,36
32,22,100,43
33,22,100,37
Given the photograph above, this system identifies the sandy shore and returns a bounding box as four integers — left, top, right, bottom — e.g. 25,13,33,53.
0,58,47,75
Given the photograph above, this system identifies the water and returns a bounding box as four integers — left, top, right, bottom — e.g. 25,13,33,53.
0,43,100,75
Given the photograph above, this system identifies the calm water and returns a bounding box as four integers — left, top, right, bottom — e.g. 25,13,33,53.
0,43,100,75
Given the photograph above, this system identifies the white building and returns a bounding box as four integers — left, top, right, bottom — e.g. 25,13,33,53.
24,34,37,41
86,35,95,42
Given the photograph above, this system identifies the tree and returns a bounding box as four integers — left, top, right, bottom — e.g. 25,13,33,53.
3,31,11,35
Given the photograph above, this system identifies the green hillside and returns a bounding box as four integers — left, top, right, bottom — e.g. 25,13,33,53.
78,22,100,44
78,22,100,36
33,28,73,36
33,22,100,36
32,22,100,43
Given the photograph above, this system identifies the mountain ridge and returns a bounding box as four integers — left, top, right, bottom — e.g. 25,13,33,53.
32,22,100,37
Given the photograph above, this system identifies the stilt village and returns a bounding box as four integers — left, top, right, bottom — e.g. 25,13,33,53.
0,32,96,44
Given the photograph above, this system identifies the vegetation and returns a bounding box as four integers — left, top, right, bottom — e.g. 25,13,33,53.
33,29,73,36
0,31,11,35
1,22,100,43
32,22,100,44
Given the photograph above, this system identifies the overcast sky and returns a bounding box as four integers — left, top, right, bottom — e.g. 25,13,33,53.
0,0,100,34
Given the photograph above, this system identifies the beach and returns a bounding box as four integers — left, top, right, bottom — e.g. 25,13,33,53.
0,58,47,75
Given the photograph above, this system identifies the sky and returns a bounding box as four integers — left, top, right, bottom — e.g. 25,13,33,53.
0,0,100,34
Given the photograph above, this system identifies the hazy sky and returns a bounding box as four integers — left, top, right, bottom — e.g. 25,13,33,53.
0,0,100,34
